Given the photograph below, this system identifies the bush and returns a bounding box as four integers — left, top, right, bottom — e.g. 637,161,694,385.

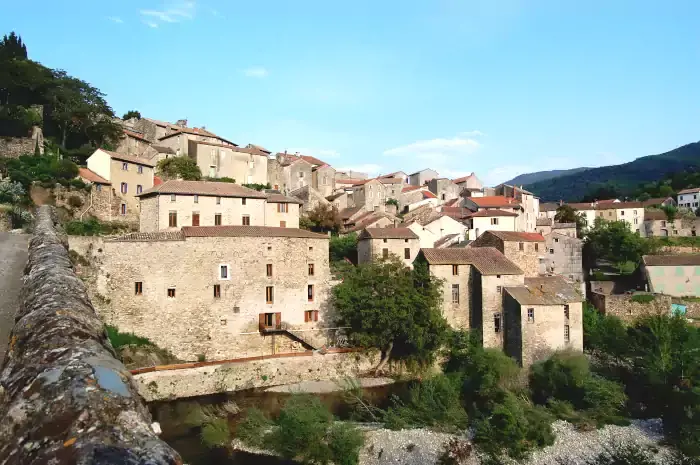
631,294,655,304
157,156,201,181
67,195,83,208
69,178,88,190
4,154,79,190
455,347,524,405
0,178,26,204
105,325,154,349
383,375,468,432
242,182,271,191
200,417,231,449
236,408,272,448
330,233,357,263
326,423,365,465
64,218,133,236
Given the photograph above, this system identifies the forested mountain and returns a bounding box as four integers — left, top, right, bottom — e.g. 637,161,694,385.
524,142,700,201
504,167,590,186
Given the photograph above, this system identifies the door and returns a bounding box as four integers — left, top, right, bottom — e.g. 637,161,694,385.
192,212,200,226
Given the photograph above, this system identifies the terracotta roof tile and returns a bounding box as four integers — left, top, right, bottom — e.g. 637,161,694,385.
434,233,459,248
643,254,700,266
452,173,475,184
110,231,185,242
78,167,110,185
182,226,328,239
402,186,421,193
123,129,150,142
423,191,437,199
137,180,267,198
336,178,366,185
678,187,700,195
420,247,523,275
358,228,418,240
595,201,644,210
97,148,156,167
467,209,519,218
467,196,521,208
266,192,303,204
505,276,582,305
193,140,266,155
486,231,545,242
644,210,667,221
345,214,390,233
443,198,460,207
642,197,674,207
441,207,474,219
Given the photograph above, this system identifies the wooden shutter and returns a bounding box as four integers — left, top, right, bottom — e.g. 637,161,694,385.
192,213,200,226
259,313,265,330
304,311,309,322
275,312,282,330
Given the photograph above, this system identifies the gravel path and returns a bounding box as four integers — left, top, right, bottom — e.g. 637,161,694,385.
0,232,28,362
265,377,395,393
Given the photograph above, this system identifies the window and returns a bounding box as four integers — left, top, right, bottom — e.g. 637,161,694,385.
383,238,387,243
452,284,460,303
120,182,128,194
122,162,128,171
242,198,247,206
554,238,559,243
194,195,199,204
535,243,539,251
138,165,143,174
549,248,554,254
299,172,305,178
280,220,286,227
496,286,502,294
213,285,221,298
134,282,143,295
264,312,274,327
96,184,102,192
452,265,459,276
278,203,288,213
382,248,389,258
136,185,142,194
214,214,222,226
266,286,274,304
120,203,126,215
219,265,230,279
170,194,176,202
491,218,499,225
620,211,625,216
308,284,314,302
564,324,570,342
405,239,409,243
527,308,534,322
404,248,411,259
494,313,502,333
309,246,313,251
305,310,319,322
267,264,273,277
564,304,570,320
242,215,250,226
308,263,315,276
519,242,524,251
167,288,176,298
192,212,200,226
661,221,667,227
168,211,177,227
216,197,221,205
323,175,328,185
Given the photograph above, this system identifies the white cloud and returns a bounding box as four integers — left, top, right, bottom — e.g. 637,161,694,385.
140,0,196,26
242,67,269,78
384,135,481,158
107,16,124,24
460,130,486,137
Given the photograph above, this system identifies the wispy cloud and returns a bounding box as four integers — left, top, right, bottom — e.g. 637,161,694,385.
107,16,124,24
140,0,196,27
242,67,269,78
384,134,482,159
336,164,383,176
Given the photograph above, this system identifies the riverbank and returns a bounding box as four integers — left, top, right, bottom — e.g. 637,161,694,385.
265,377,394,393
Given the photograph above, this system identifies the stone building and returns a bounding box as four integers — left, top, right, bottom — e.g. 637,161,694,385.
290,185,331,214
493,184,540,232
464,209,519,240
453,173,483,194
269,153,313,194
504,276,583,367
427,178,460,205
678,187,700,210
470,231,545,277
403,213,468,248
352,177,404,212
76,168,123,222
642,254,700,297
116,129,152,157
80,226,332,361
408,168,438,187
137,180,300,232
594,201,644,233
86,148,155,224
643,210,700,238
543,232,584,294
186,141,268,183
357,228,420,267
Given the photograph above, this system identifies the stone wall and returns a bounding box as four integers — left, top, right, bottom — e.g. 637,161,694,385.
0,209,11,231
0,127,43,159
0,206,179,464
590,292,671,323
31,184,122,223
430,263,471,329
134,350,381,401
503,241,542,277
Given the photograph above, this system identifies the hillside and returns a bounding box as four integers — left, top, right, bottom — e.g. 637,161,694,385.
524,142,700,201
504,167,590,186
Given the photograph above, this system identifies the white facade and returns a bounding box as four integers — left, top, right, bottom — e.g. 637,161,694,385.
678,190,700,209
406,216,468,248
468,215,518,241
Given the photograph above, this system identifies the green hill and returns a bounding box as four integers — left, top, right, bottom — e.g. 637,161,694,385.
504,167,590,186
524,142,700,201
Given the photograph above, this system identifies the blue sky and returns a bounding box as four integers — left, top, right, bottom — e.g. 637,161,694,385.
3,0,699,185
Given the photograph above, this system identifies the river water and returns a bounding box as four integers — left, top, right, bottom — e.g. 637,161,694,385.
149,382,410,464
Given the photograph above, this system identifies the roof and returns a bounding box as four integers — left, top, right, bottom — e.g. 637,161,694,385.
402,185,421,193
345,213,392,233
467,209,519,218
182,226,328,239
151,145,176,154
444,198,461,207
642,254,700,266
358,228,418,240
423,191,437,199
153,176,163,186
678,187,700,195
644,210,668,221
505,276,582,306
336,178,366,185
137,180,268,199
409,168,436,176
441,207,474,220
326,192,346,201
434,234,459,248
552,222,576,229
247,144,271,154
568,202,596,210
110,231,185,242
299,155,327,166
539,203,559,212
193,139,267,155
266,192,303,204
467,196,520,208
379,177,404,185
486,231,545,242
595,201,644,210
596,199,620,205
96,149,156,167
123,129,150,142
340,206,363,220
452,173,475,184
420,247,523,275
642,197,674,207
78,167,110,185
536,218,552,226
159,129,237,146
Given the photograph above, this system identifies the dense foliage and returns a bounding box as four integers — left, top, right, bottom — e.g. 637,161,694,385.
156,156,202,181
122,110,141,120
242,182,271,191
554,204,588,235
332,257,448,371
584,218,654,271
302,203,343,233
1,153,79,189
64,217,134,236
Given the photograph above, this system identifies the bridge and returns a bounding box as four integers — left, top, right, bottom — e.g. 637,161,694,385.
0,206,181,464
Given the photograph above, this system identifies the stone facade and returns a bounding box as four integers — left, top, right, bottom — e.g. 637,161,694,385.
479,273,526,349
74,230,332,362
357,233,420,268
408,168,438,187
188,140,268,183
265,198,301,228
470,231,545,277
427,178,460,205
0,126,43,158
429,263,472,329
543,232,584,293
312,165,336,198
290,185,331,214
116,130,152,157
589,292,671,323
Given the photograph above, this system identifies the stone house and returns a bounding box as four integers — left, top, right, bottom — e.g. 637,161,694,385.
594,201,644,233
269,153,313,194
543,232,584,294
504,276,583,367
290,185,331,214
379,171,409,184
427,178,460,205
463,196,522,216
184,141,268,183
357,228,420,267
642,197,676,208
312,164,336,198
408,168,439,187
538,203,558,220
493,184,540,232
567,202,597,230
678,188,700,210
137,180,300,232
453,173,484,194
343,212,395,234
470,230,545,277
86,148,155,224
352,177,404,213
643,210,700,237
403,213,468,248
399,186,439,213
116,129,152,157
327,190,351,211
536,217,553,235
132,118,234,147
83,226,331,361
76,168,122,222
464,209,518,241
642,254,700,297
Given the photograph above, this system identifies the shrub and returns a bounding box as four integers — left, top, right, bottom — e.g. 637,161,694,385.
0,178,26,204
105,325,154,349
69,178,88,190
437,438,473,465
265,396,333,462
200,417,231,449
326,423,365,465
242,182,271,191
584,442,658,465
631,294,655,304
67,195,83,208
330,233,357,263
457,347,524,405
157,157,201,181
384,374,468,432
235,408,272,448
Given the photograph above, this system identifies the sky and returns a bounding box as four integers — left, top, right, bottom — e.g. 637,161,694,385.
2,0,699,185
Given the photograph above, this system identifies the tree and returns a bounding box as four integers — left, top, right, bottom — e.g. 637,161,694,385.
581,184,621,203
332,256,448,372
303,203,343,233
554,204,588,235
122,110,141,120
157,156,202,181
330,233,357,263
662,204,678,222
0,32,27,60
637,192,651,202
584,218,650,271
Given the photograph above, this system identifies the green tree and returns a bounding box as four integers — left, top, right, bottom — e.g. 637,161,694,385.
303,203,342,233
554,204,588,235
332,256,448,372
157,156,202,181
0,32,27,60
662,204,678,222
330,233,357,262
122,110,141,120
582,184,621,203
584,218,649,271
